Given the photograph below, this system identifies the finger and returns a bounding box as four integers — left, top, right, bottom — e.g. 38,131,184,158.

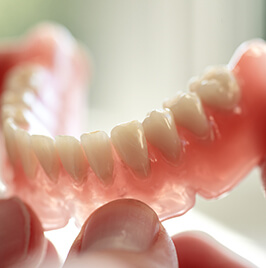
0,197,46,268
38,240,61,268
172,231,255,268
64,199,177,268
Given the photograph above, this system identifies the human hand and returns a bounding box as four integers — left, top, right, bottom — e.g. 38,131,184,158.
0,198,256,268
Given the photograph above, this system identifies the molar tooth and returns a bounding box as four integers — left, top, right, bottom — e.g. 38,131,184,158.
111,120,150,177
164,92,209,137
15,128,38,180
55,135,88,184
81,131,114,185
1,90,35,107
3,118,19,166
1,104,29,127
189,66,240,109
143,109,181,161
5,63,48,94
31,135,60,183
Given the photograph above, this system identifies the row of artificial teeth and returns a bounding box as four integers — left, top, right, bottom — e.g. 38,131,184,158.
1,63,240,185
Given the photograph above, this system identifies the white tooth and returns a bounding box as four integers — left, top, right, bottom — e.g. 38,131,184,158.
189,66,240,110
143,109,181,161
111,120,150,177
5,63,48,94
81,131,114,185
15,128,38,180
3,118,19,166
55,135,88,184
31,135,60,183
1,90,35,107
1,104,29,127
164,92,209,137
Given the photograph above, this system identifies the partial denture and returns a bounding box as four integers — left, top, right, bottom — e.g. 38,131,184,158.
1,23,266,230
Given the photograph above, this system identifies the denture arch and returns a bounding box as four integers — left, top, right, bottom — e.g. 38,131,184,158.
0,23,265,230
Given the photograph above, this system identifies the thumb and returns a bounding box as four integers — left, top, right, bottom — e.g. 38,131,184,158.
0,197,46,268
64,199,178,268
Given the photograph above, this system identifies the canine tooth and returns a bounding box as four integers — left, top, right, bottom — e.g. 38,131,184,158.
164,92,209,137
15,128,38,180
55,135,88,184
81,131,114,184
143,109,181,161
5,63,48,94
111,120,150,177
3,119,19,166
1,104,29,127
31,135,60,183
189,66,240,109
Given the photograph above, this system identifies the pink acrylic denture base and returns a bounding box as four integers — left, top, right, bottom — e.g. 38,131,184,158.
0,25,266,230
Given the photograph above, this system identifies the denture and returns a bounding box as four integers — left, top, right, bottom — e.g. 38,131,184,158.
0,24,266,230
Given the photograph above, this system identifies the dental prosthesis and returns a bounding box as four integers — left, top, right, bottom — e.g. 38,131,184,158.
0,23,265,230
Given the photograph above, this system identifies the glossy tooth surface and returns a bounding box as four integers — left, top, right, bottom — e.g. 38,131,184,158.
3,119,19,166
5,63,48,94
1,104,29,127
31,135,60,183
143,109,181,161
164,92,209,137
15,128,38,180
55,135,88,184
81,131,114,185
189,66,240,110
111,120,150,177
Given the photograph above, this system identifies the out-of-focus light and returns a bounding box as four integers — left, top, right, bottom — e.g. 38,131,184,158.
163,209,266,267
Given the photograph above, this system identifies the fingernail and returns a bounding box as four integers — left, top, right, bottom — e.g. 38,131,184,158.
81,199,160,253
0,198,30,267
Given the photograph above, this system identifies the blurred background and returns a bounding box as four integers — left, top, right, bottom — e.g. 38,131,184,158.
0,0,265,266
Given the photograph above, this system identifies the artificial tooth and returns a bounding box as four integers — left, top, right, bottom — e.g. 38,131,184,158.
164,92,209,137
55,135,88,184
143,109,181,161
1,104,29,127
15,128,38,180
31,135,60,183
4,63,48,94
111,120,150,177
188,66,240,110
3,118,19,166
81,131,114,185
1,90,35,107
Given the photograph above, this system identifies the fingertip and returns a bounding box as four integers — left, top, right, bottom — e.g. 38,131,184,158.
172,231,255,268
0,197,46,268
65,199,177,268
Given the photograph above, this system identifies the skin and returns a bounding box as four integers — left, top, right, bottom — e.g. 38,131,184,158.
0,198,255,268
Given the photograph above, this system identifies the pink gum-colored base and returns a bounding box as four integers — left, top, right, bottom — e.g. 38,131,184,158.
1,25,266,230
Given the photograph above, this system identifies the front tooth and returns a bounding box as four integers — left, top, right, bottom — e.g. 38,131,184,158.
164,92,209,137
143,109,181,161
31,135,60,183
55,135,88,184
5,63,48,94
189,66,240,110
81,131,114,185
3,118,19,166
15,128,38,180
111,120,150,177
